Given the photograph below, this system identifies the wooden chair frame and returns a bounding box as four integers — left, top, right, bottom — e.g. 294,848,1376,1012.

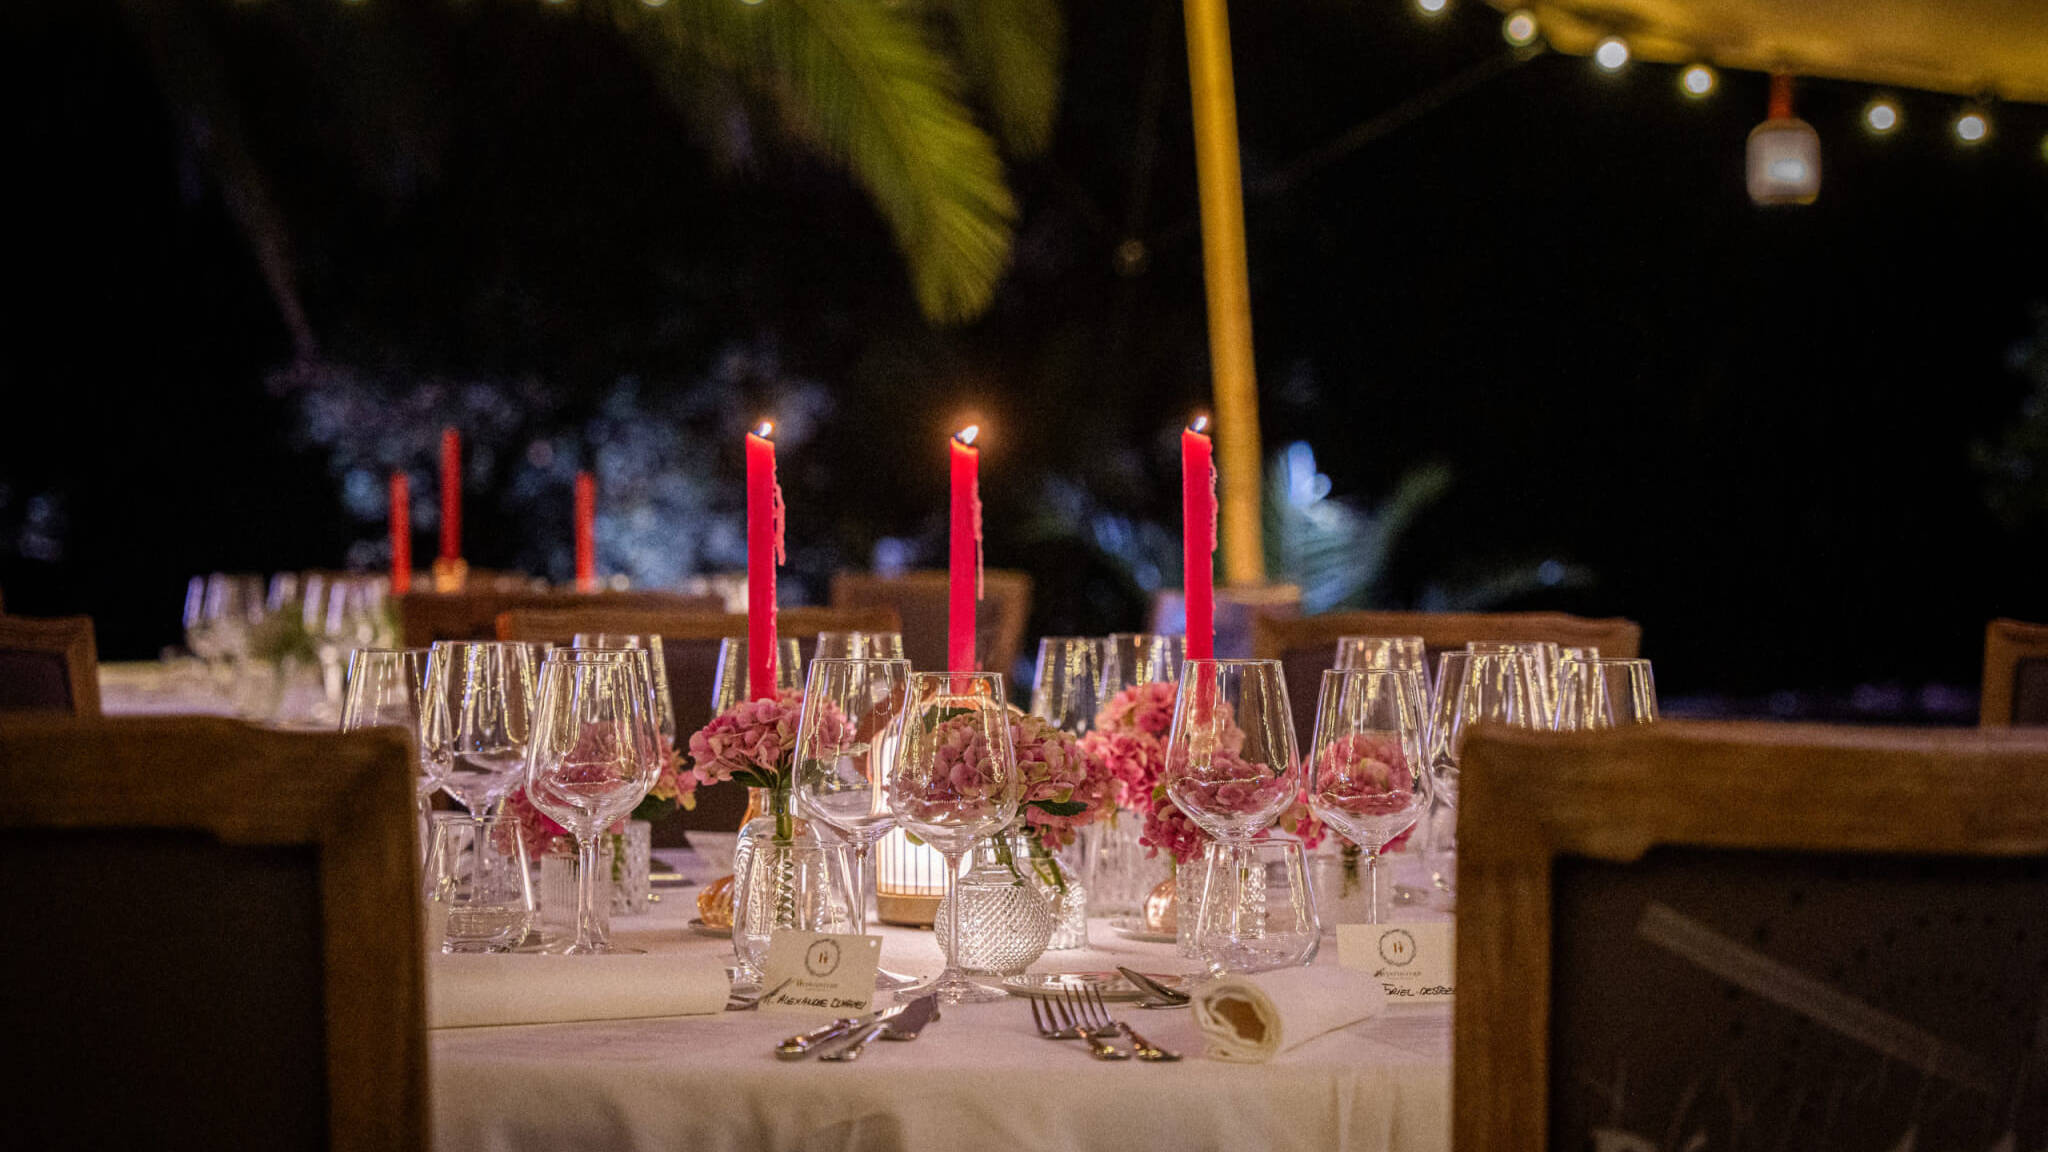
398,589,722,647
1252,609,1642,663
0,717,425,1151
1453,720,2048,1152
0,614,102,716
1980,617,2048,726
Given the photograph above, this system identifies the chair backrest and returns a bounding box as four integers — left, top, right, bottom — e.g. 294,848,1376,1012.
397,588,723,647
0,615,101,717
495,606,900,832
1253,610,1641,747
829,569,1033,680
1981,617,2048,726
0,717,424,1151
1453,721,2048,1152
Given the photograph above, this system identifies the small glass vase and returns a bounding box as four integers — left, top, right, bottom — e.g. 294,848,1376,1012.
936,830,1056,975
1077,810,1169,917
1021,832,1089,950
728,786,827,987
610,819,652,916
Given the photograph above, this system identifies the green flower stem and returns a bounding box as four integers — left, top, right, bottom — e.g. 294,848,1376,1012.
1023,830,1068,896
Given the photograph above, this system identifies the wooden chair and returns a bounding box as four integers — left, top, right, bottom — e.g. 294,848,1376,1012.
829,569,1033,679
1253,610,1641,747
1454,721,2048,1152
1980,617,2048,726
0,615,101,717
495,606,900,834
0,717,424,1151
397,588,722,647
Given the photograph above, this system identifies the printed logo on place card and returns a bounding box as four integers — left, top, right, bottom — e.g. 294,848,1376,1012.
1338,922,1454,1002
761,932,880,1014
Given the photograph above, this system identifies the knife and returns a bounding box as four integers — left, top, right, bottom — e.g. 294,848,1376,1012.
821,994,936,1062
1116,966,1190,1006
774,1000,910,1060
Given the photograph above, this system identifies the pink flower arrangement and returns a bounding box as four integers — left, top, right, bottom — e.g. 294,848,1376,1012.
686,689,845,791
1307,732,1418,817
497,734,693,860
1078,681,1178,811
1010,712,1114,850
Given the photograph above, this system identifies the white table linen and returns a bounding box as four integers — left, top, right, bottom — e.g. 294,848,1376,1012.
430,953,732,1029
1190,965,1387,1062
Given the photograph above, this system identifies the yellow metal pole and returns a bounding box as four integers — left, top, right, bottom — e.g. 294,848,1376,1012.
1182,0,1266,586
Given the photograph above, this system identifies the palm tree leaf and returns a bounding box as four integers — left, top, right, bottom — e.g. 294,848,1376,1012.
935,0,1064,157
606,0,1017,324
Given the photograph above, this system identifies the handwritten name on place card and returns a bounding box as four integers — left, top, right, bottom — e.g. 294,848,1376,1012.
760,932,881,1014
1337,922,1454,1002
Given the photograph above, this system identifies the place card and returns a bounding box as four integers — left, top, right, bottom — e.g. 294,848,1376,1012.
1337,922,1455,1003
758,932,881,1015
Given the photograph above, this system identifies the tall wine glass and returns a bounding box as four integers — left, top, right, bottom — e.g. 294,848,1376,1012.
1467,642,1560,729
711,637,803,713
795,657,915,989
1304,669,1429,922
1333,635,1431,700
1102,633,1184,694
1164,659,1299,970
343,647,433,857
1030,637,1104,735
524,650,663,954
1555,657,1658,731
573,634,675,744
886,671,1019,1003
423,641,538,817
814,632,906,661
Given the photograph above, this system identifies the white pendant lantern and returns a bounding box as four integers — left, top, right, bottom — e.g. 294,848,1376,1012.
1747,73,1821,206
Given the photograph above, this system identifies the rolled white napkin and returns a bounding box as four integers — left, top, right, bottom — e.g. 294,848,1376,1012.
429,953,732,1029
1190,965,1386,1062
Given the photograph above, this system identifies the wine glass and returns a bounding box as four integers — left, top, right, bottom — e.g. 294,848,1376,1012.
1333,635,1431,701
710,637,803,713
886,671,1019,1003
342,647,435,843
1467,641,1561,729
795,657,916,990
423,641,539,817
1030,637,1104,736
814,632,906,661
1102,633,1185,694
1304,669,1429,923
523,649,663,954
308,576,384,725
1555,657,1658,730
572,634,675,744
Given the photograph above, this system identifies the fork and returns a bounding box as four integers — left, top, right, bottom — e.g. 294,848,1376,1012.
1077,987,1181,1062
1029,993,1128,1060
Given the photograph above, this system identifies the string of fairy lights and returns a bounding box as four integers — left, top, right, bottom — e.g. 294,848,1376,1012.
1410,0,2048,205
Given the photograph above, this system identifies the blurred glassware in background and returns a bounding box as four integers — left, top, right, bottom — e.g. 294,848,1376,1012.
1555,656,1659,731
1102,632,1185,694
1333,635,1431,701
1030,636,1104,736
813,631,906,661
711,636,804,714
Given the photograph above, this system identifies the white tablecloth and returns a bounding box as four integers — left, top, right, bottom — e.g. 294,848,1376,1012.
429,877,1451,1152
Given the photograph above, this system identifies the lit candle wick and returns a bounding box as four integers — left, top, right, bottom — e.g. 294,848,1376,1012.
754,421,775,440
955,424,980,446
1189,414,1211,434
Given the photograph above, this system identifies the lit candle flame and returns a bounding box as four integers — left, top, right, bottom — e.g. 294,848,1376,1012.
1189,414,1211,435
955,424,980,447
753,420,775,440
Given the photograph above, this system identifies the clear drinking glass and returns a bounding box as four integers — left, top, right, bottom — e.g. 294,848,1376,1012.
795,657,915,990
711,636,804,713
1304,669,1429,923
814,632,906,661
731,841,853,979
886,671,1019,1003
1030,637,1104,735
1102,633,1185,694
572,634,675,743
1555,657,1658,730
1189,838,1320,972
423,641,539,817
424,814,536,953
1467,641,1561,730
1333,635,1431,700
308,576,385,725
523,649,663,954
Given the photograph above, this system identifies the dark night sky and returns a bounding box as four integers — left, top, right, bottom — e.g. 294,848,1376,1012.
3,0,2046,703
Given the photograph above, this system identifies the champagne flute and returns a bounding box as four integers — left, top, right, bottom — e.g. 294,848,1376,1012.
886,671,1019,1003
814,632,906,661
423,641,539,817
1030,637,1104,736
523,649,663,954
711,637,803,714
795,657,916,990
1304,669,1429,923
1555,657,1658,730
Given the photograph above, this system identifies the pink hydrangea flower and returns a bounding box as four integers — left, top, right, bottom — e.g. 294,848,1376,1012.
1307,731,1419,817
686,690,847,791
1010,713,1114,850
1077,682,1178,812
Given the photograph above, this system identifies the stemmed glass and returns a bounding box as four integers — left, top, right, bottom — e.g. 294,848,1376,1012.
795,657,916,990
1030,637,1104,735
814,632,906,661
1467,642,1561,729
1334,635,1431,700
308,576,385,725
341,647,435,850
1555,657,1658,730
1304,669,1429,923
573,634,675,744
523,650,664,954
422,641,539,817
1103,633,1185,693
1163,659,1300,971
711,637,804,713
886,671,1019,1003
1423,650,1543,902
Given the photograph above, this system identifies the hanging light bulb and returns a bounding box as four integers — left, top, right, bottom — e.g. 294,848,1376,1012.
1502,9,1539,47
1863,99,1900,134
1747,73,1821,206
1680,65,1717,98
1594,37,1630,72
1954,107,1990,144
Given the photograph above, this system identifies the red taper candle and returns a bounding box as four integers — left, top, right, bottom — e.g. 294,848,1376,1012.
389,471,412,596
746,422,783,701
1182,415,1217,661
949,425,983,673
574,471,597,593
438,427,461,562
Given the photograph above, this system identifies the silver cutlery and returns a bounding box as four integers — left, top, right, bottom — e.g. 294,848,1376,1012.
1078,986,1180,1062
775,999,909,1059
1030,992,1129,1060
819,994,936,1062
1115,966,1191,1009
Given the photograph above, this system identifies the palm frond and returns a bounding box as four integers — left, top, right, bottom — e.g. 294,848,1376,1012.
607,0,1017,324
937,0,1064,157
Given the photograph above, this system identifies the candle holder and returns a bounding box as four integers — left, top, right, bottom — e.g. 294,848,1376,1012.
431,556,469,593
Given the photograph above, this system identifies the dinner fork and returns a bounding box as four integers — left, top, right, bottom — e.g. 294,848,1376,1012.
1029,994,1128,1060
1077,987,1181,1062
